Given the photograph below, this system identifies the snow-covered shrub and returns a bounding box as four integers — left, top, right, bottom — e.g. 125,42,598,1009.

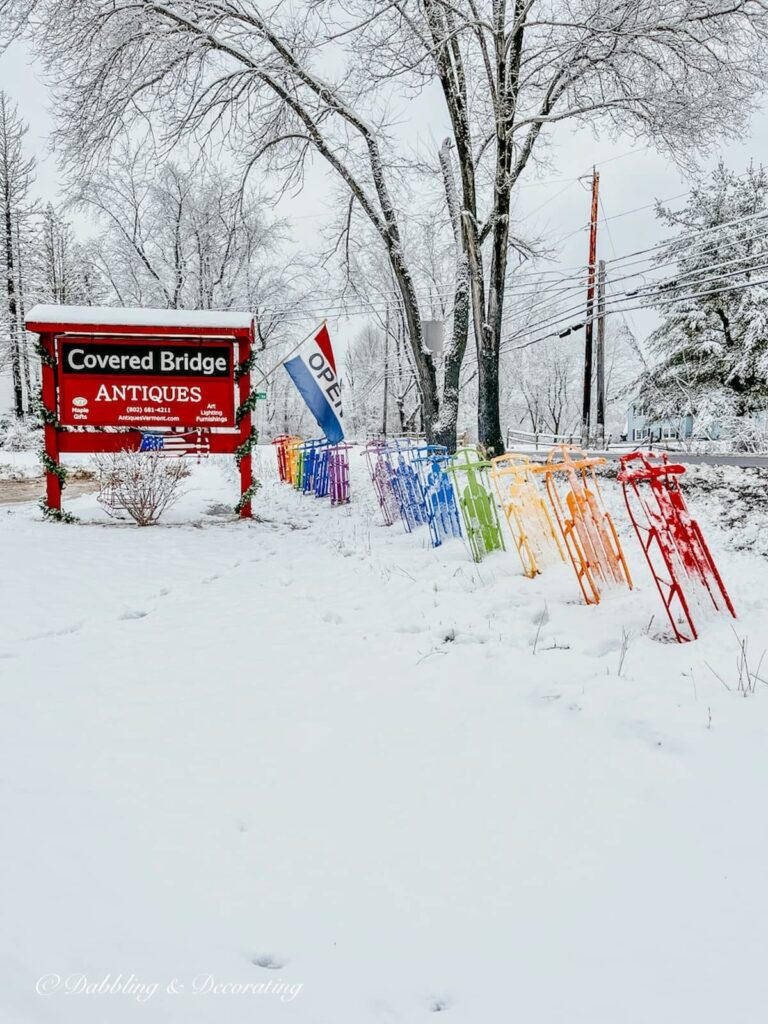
93,450,189,526
729,416,768,453
0,416,42,452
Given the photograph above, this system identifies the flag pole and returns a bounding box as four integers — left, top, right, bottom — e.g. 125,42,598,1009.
252,320,327,389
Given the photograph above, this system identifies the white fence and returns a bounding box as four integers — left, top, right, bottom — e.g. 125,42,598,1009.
505,427,616,451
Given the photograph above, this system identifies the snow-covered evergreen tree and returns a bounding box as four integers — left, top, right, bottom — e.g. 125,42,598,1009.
641,164,768,434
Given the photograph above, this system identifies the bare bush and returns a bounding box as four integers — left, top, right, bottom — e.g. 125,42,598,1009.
705,629,767,697
93,450,189,526
617,628,633,677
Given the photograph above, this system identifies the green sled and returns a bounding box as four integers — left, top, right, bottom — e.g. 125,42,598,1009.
448,448,505,562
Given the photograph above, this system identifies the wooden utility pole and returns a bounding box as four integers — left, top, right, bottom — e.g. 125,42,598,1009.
581,169,600,445
596,259,606,443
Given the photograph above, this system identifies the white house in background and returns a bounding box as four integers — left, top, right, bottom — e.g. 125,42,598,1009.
624,402,696,442
625,404,768,443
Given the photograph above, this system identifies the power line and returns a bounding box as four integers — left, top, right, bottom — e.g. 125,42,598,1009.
490,208,768,333
268,224,768,329
593,221,768,294
500,234,768,343
500,272,768,358
247,194,768,333
606,250,768,302
598,194,649,371
605,208,768,268
552,166,762,248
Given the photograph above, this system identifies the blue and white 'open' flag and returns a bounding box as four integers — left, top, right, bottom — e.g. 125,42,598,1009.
283,324,344,443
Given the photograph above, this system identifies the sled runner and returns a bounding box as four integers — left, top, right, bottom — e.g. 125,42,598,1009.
388,440,429,533
298,438,327,494
286,437,305,488
618,451,735,641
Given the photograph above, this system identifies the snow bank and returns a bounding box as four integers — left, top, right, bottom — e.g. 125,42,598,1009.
0,450,41,481
1,449,767,1023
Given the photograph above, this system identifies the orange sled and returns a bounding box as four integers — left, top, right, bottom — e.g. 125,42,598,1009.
542,445,632,605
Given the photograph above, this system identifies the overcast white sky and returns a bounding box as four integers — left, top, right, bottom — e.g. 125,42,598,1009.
2,32,768,412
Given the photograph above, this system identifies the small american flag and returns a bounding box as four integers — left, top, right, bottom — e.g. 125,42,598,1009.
139,431,210,457
139,433,165,452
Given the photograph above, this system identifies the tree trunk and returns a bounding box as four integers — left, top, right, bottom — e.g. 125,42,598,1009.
4,180,23,416
434,259,470,452
478,186,505,456
16,221,32,406
382,307,389,436
387,250,439,442
436,139,471,453
427,1,527,458
481,36,517,458
477,328,503,455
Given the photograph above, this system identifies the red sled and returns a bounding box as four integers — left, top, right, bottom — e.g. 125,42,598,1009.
618,451,736,642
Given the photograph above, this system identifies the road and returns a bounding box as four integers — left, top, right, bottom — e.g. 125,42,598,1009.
595,449,768,468
517,446,768,469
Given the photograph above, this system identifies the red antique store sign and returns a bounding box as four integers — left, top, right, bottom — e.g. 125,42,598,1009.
57,335,236,428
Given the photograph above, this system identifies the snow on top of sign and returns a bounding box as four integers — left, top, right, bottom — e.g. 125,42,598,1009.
26,304,254,330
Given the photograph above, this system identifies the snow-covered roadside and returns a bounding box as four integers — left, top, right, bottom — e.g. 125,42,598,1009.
596,458,768,560
0,449,42,481
1,448,767,1023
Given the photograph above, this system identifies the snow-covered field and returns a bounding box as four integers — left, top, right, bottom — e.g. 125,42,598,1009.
1,448,768,1023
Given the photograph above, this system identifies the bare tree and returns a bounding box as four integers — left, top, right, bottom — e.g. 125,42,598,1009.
320,167,465,441
344,323,387,437
0,91,34,416
350,0,768,452
505,338,579,437
0,1,32,47
15,217,33,401
15,1,768,449
21,1,469,446
33,204,95,307
73,144,270,309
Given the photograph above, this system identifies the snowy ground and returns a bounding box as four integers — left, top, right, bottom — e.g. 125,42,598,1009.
1,447,768,1023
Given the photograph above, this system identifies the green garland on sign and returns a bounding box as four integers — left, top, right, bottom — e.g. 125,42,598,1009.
38,497,78,524
232,346,262,515
235,350,258,382
35,393,60,429
234,481,261,516
37,452,78,524
36,390,78,523
235,388,259,424
40,448,68,484
35,338,55,368
234,427,259,465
